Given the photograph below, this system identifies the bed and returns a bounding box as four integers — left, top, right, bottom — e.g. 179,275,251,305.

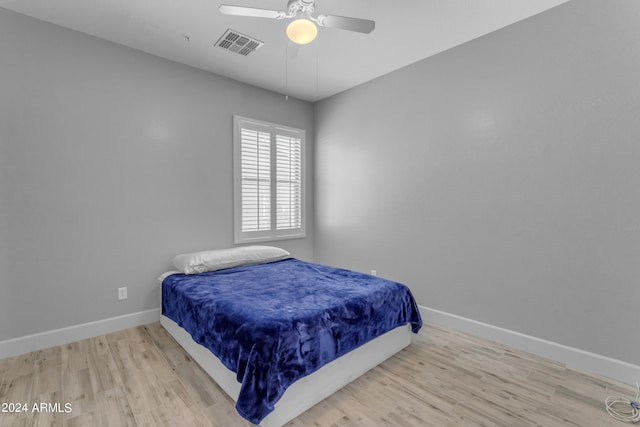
159,246,422,426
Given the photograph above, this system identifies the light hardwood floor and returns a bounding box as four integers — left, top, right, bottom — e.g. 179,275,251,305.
0,322,635,427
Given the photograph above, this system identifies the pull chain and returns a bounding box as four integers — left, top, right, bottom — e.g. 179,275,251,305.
285,42,289,101
315,37,319,98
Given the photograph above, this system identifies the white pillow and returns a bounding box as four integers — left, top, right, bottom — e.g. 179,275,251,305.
172,246,290,275
157,270,181,284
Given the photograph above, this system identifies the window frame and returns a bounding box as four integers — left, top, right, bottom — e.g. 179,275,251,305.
233,115,306,244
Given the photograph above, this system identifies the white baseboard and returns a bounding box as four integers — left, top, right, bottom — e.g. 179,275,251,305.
0,308,161,359
420,306,640,386
3,305,637,386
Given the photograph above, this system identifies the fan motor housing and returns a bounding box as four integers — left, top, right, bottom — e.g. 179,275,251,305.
288,0,315,16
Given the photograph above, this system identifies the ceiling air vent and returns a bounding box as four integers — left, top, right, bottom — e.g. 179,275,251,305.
215,29,263,56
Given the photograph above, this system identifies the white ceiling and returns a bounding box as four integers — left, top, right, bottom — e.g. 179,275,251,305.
0,0,569,102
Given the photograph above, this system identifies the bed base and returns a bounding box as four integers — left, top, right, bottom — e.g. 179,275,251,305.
160,315,411,427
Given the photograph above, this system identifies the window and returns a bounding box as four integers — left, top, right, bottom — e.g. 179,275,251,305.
233,115,305,243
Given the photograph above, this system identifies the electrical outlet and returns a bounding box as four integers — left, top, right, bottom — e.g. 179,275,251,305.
118,287,128,300
371,270,377,276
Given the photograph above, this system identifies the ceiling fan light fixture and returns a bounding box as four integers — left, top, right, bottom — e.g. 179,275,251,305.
286,18,317,44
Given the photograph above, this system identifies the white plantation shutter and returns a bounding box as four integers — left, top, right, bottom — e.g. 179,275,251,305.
240,127,271,232
276,134,302,230
234,116,305,243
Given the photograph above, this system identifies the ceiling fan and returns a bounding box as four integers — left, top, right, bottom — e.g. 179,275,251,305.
219,0,375,45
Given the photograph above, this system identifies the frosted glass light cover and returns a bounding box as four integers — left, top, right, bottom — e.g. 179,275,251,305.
287,19,317,44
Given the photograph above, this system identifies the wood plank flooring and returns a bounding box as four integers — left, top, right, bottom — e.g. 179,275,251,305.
0,322,635,426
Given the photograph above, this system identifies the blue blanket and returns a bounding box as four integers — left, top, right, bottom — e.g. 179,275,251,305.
162,258,422,424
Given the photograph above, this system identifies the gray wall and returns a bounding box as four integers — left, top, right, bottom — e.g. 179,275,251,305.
314,0,640,365
0,8,314,341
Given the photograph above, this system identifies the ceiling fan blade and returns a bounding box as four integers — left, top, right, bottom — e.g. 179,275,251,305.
219,5,285,19
317,14,375,34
